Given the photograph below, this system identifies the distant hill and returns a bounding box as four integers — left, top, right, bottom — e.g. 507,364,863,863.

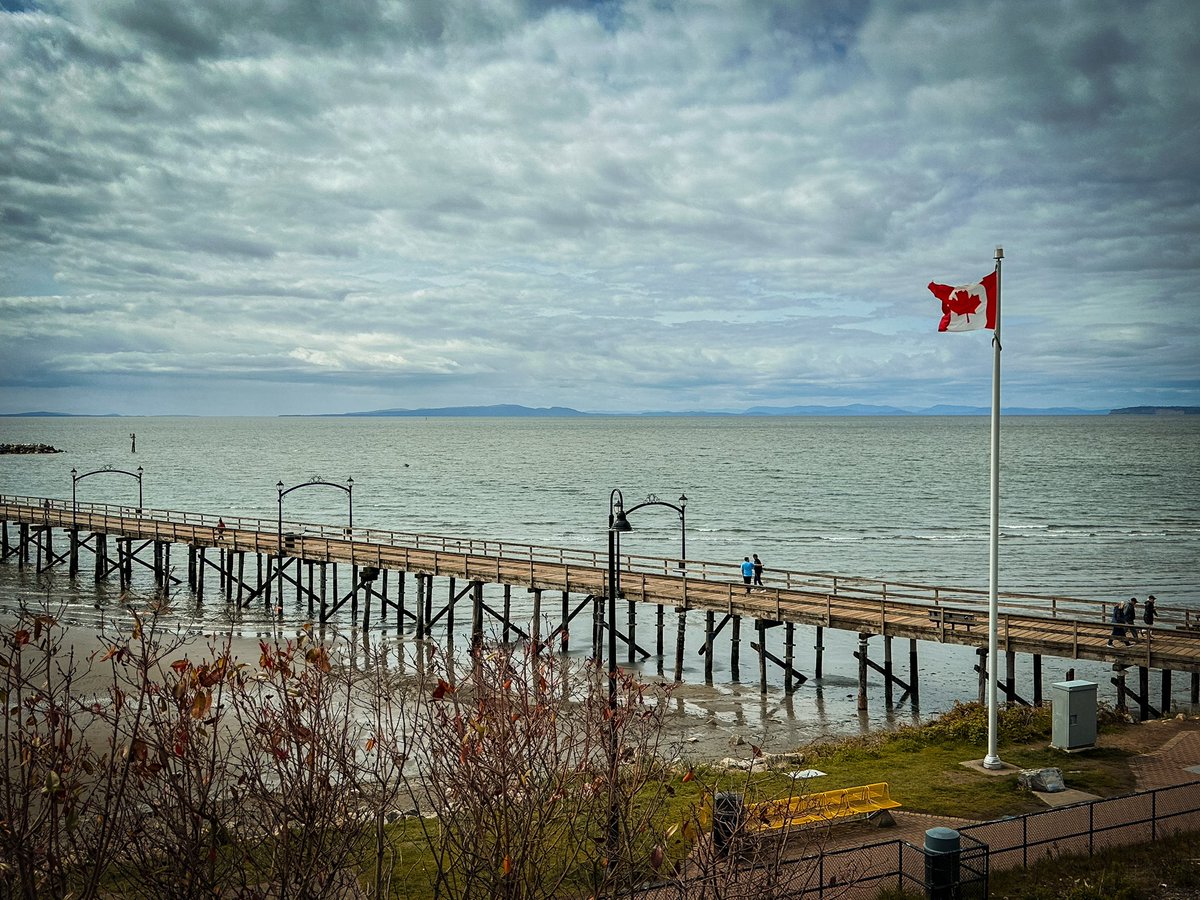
316,403,1113,418
0,411,122,417
1109,406,1200,416
317,404,592,418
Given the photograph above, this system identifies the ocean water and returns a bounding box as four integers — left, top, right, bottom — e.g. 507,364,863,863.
2,415,1198,743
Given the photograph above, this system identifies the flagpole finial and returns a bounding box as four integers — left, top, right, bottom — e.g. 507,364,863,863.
995,246,1004,260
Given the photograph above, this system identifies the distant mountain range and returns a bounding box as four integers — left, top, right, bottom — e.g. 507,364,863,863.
6,405,1198,418
313,403,1196,417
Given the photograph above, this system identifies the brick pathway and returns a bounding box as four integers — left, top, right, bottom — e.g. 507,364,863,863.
1130,728,1200,790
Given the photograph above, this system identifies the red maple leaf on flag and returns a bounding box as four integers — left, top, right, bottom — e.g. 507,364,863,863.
947,288,981,319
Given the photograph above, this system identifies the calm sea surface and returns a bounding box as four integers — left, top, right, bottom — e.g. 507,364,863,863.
2,415,1198,743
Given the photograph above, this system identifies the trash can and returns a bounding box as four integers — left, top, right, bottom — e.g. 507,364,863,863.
924,826,960,899
712,792,744,855
1051,680,1097,751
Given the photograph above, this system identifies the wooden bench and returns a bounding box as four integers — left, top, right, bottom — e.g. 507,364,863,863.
744,782,901,832
928,608,977,630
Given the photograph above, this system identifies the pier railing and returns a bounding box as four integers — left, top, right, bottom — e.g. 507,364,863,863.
1,493,1183,624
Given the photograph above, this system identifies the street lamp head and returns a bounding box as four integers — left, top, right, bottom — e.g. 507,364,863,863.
611,509,633,532
137,466,143,476
679,493,687,508
347,476,354,487
277,480,284,491
71,467,77,477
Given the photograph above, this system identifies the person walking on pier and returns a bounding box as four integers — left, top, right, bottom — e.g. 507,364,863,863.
1123,597,1139,641
1143,595,1157,627
741,557,754,593
752,553,764,587
1108,602,1127,647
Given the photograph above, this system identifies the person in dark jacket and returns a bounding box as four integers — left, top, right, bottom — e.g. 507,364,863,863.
1123,597,1138,641
1143,595,1157,626
1107,602,1127,647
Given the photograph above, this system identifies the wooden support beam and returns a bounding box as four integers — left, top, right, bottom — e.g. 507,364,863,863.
697,613,732,655
856,649,911,695
751,640,807,687
1111,669,1160,719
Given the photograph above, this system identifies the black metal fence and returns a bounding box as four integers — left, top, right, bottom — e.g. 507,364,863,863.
634,780,1200,899
633,831,988,899
960,779,1200,873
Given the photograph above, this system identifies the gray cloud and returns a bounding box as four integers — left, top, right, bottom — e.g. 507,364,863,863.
1,0,1197,415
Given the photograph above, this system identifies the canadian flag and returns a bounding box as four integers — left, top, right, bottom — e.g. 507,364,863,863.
927,270,997,332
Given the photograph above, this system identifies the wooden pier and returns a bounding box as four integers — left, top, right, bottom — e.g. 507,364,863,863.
2,494,1198,721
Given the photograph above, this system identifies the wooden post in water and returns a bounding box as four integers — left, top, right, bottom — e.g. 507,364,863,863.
18,524,28,567
351,564,359,621
414,575,425,637
1,521,8,559
561,591,569,653
320,564,328,623
69,528,79,576
656,604,665,657
1191,672,1198,706
471,581,484,655
703,611,714,684
188,545,196,589
908,639,919,706
856,633,869,712
1033,654,1043,705
1005,651,1016,702
97,533,108,581
531,588,542,652
1114,667,1127,714
976,648,988,705
502,584,511,642
627,599,636,665
814,626,825,679
883,635,893,706
1139,666,1150,721
1162,669,1173,715
592,594,603,661
758,620,768,692
674,608,687,682
785,623,796,693
446,577,456,637
196,547,205,600
730,614,741,682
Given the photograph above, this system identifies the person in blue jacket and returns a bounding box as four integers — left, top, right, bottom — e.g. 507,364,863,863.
741,557,754,593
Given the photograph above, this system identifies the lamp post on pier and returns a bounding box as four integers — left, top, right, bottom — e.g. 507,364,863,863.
603,488,688,873
70,464,145,525
275,476,355,612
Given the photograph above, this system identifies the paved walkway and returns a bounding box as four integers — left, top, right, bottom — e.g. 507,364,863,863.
1130,728,1200,790
787,721,1200,858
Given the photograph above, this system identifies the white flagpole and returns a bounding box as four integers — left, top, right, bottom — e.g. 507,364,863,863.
983,246,1005,770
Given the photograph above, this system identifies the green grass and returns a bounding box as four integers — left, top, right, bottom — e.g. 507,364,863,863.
696,702,1142,822
988,828,1200,899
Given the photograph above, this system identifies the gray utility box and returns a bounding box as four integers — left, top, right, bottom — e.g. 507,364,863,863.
1051,680,1097,751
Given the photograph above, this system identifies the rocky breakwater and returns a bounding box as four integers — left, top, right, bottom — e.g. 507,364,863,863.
0,443,63,454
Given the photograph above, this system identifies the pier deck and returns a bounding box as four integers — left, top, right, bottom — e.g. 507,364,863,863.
3,495,1196,677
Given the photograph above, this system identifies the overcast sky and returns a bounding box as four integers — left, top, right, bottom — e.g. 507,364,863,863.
2,0,1197,415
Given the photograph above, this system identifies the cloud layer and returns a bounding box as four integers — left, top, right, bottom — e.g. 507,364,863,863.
2,0,1197,414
